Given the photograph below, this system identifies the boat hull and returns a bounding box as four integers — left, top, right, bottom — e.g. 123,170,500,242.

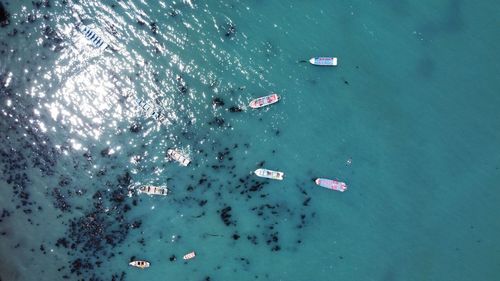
315,178,347,192
309,57,337,66
138,185,168,196
80,26,108,50
167,149,191,166
136,99,168,123
249,93,280,109
254,168,284,180
129,260,150,269
183,251,196,260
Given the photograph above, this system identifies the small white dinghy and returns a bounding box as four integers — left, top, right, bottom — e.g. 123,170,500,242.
314,178,347,192
254,168,284,180
136,99,167,123
129,260,150,269
309,57,337,66
79,25,108,50
166,148,191,166
249,93,280,109
138,185,168,196
183,251,196,260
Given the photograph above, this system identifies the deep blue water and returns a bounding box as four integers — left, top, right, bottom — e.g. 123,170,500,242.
1,0,499,280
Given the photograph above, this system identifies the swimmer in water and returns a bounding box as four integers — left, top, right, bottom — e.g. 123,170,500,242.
225,23,236,37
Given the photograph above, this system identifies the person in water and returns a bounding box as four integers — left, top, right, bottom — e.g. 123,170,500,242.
225,23,236,37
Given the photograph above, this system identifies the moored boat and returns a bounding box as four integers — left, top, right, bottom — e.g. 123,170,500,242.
129,260,150,269
138,185,168,196
249,93,280,109
183,251,196,260
79,25,108,50
136,99,167,123
166,148,191,166
309,57,337,66
314,178,347,192
254,168,284,180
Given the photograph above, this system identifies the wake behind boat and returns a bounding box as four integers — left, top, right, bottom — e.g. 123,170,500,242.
254,168,284,180
129,260,150,269
138,185,168,196
249,93,280,109
309,57,337,66
314,178,347,192
166,148,191,166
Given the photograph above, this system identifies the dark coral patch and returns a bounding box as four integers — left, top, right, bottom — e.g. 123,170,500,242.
0,2,10,27
212,97,225,107
129,123,141,133
218,206,235,226
228,106,242,112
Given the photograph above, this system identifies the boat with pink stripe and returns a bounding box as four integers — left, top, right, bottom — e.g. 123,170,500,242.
249,93,280,109
314,178,347,192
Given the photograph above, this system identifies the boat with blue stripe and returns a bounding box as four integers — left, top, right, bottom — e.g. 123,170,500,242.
136,99,168,123
80,25,108,50
309,57,338,66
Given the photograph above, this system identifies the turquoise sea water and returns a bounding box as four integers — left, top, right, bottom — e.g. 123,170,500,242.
1,0,499,280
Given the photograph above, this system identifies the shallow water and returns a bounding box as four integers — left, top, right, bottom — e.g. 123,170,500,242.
1,0,499,280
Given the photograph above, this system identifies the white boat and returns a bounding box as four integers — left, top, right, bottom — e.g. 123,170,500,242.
249,93,280,109
136,99,167,123
166,149,191,166
138,185,168,196
254,168,284,180
79,25,108,50
129,260,150,269
309,57,337,66
314,178,347,192
183,251,196,260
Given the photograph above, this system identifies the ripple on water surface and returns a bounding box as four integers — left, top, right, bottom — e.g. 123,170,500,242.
0,1,326,280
